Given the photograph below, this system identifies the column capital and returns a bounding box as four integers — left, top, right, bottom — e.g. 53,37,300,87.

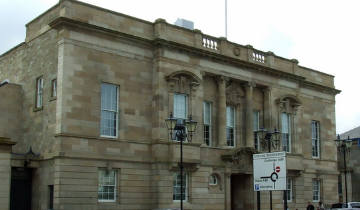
263,86,272,93
215,75,229,84
244,81,256,89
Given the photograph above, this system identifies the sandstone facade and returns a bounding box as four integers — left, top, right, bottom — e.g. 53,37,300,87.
0,1,341,210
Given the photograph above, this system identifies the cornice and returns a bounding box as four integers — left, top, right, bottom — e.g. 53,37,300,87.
49,16,340,95
0,137,16,146
49,16,152,48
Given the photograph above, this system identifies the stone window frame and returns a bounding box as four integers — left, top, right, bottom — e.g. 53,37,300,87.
276,95,301,153
100,82,119,139
311,120,321,159
98,168,117,202
225,81,245,148
34,76,44,110
203,101,212,146
166,70,201,143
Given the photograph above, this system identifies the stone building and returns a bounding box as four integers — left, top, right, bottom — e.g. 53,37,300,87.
0,0,341,209
339,127,360,202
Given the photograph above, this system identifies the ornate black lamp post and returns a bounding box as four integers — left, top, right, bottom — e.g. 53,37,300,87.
335,135,353,204
165,113,197,210
255,128,281,210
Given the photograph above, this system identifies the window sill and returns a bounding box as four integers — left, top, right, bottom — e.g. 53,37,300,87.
49,96,57,101
98,200,116,203
33,106,43,112
100,135,118,140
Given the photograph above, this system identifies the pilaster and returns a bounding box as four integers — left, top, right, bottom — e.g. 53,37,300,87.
245,82,256,148
217,76,227,147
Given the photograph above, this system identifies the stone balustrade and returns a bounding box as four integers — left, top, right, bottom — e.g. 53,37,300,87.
202,36,218,51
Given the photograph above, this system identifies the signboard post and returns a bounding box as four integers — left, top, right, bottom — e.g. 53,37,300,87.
253,151,286,191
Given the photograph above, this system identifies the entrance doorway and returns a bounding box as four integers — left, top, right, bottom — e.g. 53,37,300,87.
231,174,253,210
10,167,32,210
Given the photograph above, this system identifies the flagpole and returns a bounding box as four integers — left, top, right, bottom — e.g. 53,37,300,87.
225,0,228,38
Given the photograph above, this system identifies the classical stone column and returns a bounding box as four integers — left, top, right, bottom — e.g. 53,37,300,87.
263,87,272,130
245,82,255,148
217,76,227,147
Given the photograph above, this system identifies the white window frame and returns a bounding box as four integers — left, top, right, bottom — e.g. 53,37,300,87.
100,83,119,138
173,172,188,202
98,169,117,202
51,79,57,98
209,174,218,185
311,121,320,158
286,178,293,202
226,106,235,147
312,179,320,202
35,77,44,108
203,101,212,146
253,111,260,151
281,112,291,153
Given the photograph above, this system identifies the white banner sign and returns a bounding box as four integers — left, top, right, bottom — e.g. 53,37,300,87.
253,152,286,191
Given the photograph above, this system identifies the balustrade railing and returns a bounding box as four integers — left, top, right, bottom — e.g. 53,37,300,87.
252,51,266,63
202,36,218,50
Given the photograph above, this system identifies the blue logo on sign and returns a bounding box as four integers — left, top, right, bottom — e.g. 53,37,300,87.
255,184,260,190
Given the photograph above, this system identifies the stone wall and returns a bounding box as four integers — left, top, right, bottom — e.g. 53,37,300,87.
0,138,15,210
0,30,59,155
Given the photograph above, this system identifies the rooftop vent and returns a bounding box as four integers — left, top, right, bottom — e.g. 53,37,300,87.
174,18,194,30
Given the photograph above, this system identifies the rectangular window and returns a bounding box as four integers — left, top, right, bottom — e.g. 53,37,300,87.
173,172,188,201
174,93,187,120
281,112,291,152
226,106,235,147
51,79,57,98
286,178,292,202
98,169,117,202
253,111,260,150
35,77,44,108
312,121,320,158
100,83,119,138
203,102,212,146
173,93,188,141
48,185,54,210
312,179,320,202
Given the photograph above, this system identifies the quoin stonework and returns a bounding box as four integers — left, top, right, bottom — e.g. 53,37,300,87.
0,0,341,210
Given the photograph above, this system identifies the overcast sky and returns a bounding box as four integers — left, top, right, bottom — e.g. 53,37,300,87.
1,0,359,134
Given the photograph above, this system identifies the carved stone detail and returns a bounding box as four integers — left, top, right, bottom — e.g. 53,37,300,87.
225,82,244,105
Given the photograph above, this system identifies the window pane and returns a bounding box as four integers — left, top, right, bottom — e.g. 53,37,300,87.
253,111,259,131
101,83,118,137
203,102,211,124
174,94,187,119
36,77,43,108
312,121,320,157
282,113,291,152
101,83,118,111
226,106,234,127
281,113,289,133
204,125,210,146
98,169,117,201
173,172,187,201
